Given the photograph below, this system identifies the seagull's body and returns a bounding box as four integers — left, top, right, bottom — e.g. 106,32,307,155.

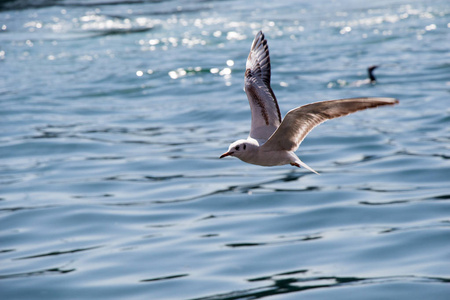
220,31,398,174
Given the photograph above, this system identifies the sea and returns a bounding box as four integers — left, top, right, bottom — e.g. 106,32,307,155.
1,0,449,299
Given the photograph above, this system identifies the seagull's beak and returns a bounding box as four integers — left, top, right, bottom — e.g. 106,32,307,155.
220,151,233,159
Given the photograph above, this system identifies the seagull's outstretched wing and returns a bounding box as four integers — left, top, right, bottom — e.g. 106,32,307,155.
261,97,398,152
245,31,282,141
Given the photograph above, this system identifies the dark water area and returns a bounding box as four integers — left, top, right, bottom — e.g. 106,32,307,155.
1,0,449,299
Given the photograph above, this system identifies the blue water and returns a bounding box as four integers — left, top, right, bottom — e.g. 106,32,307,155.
1,0,449,299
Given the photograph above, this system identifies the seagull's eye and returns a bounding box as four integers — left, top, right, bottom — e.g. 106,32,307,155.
243,144,246,150
235,146,240,151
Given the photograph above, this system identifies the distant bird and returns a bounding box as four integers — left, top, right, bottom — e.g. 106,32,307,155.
348,65,379,87
220,31,398,174
367,65,378,83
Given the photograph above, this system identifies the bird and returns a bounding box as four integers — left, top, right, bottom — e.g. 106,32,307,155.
349,65,379,87
367,65,378,83
220,31,398,174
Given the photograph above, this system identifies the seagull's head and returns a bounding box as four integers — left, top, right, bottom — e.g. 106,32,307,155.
220,139,252,160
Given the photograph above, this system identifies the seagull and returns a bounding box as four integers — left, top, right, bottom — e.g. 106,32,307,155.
220,31,398,174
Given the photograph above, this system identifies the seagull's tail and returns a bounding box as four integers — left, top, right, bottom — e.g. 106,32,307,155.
295,159,320,175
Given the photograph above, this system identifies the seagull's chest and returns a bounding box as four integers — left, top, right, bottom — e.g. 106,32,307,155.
241,148,293,166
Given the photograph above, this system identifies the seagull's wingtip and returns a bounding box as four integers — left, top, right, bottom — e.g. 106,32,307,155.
376,97,399,105
388,98,399,105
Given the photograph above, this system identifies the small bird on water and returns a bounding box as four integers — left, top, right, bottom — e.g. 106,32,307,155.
367,65,378,83
220,31,398,174
349,65,379,87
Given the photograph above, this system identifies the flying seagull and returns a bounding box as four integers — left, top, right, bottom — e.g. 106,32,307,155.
220,31,398,174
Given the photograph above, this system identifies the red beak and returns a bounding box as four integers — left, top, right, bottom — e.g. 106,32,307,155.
220,151,233,159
